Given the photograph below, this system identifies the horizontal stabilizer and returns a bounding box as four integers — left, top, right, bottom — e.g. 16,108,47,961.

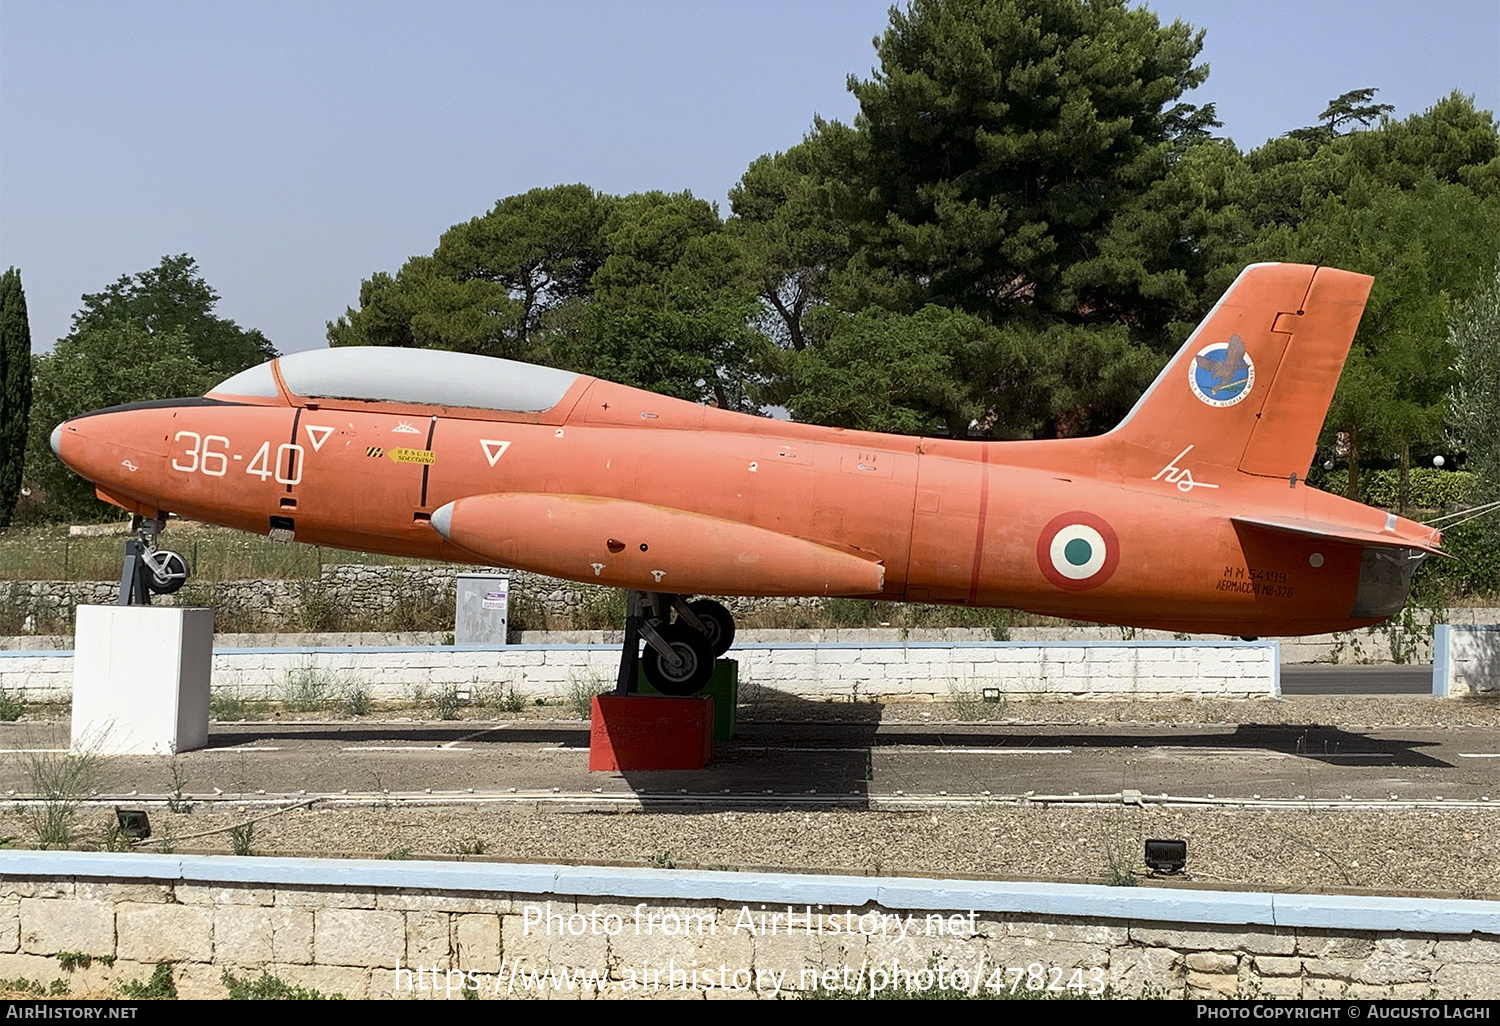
1231,515,1445,556
431,493,886,597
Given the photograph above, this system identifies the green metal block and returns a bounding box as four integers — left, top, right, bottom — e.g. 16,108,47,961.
637,658,737,740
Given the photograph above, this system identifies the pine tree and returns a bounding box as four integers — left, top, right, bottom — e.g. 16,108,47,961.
0,267,33,528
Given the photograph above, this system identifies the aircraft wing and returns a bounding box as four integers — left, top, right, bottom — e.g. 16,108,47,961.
1231,515,1445,557
431,492,887,597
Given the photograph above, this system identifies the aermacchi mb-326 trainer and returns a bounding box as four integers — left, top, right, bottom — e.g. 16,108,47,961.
51,262,1444,694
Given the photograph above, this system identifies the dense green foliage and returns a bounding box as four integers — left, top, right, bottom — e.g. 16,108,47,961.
22,257,273,521
0,268,31,528
1450,259,1500,502
27,323,219,520
1444,259,1500,593
69,255,276,375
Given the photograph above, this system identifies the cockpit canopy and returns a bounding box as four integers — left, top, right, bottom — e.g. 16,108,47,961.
208,347,580,412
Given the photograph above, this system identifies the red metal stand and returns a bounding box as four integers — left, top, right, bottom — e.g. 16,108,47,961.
588,694,714,771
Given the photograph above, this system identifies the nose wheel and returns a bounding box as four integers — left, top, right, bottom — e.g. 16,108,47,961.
117,515,191,605
615,592,737,697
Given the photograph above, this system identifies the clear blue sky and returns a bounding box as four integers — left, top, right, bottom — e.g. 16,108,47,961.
2,1,1496,356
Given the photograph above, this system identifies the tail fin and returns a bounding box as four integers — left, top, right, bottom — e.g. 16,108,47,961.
1109,263,1373,479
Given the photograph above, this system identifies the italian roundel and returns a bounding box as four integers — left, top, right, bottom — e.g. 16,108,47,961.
1036,512,1120,591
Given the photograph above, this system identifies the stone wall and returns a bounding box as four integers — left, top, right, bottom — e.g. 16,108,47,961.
0,852,1495,1000
1435,625,1500,698
0,640,1280,703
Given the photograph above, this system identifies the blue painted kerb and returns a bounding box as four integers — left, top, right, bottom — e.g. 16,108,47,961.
1,851,1495,936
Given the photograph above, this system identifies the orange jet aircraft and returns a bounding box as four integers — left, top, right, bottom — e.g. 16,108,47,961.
51,262,1443,693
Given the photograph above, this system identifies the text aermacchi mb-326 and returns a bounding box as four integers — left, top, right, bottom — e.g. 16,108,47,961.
52,262,1443,694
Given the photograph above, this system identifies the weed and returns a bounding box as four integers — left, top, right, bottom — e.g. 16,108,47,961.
950,682,1005,721
166,757,190,813
567,672,611,718
20,744,106,849
294,580,343,632
432,684,464,720
210,691,250,720
495,685,523,714
154,823,177,855
574,588,626,629
279,664,337,712
117,963,177,999
0,688,26,721
341,683,371,717
386,845,413,860
647,850,677,869
229,822,255,856
452,837,486,856
99,820,132,852
507,589,548,634
56,952,92,972
0,977,69,997
1100,818,1139,887
221,968,343,1000
0,978,44,996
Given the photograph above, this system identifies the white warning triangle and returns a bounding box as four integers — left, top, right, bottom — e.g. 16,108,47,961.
304,425,334,452
479,439,511,467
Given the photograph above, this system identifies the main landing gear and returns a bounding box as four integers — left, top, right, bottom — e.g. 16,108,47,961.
615,592,735,697
117,515,192,606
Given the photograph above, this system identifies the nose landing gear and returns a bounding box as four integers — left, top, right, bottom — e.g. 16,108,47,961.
117,515,191,605
615,592,736,697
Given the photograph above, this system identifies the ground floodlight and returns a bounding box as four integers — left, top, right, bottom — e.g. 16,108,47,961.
981,687,1001,702
115,808,151,840
1144,838,1186,874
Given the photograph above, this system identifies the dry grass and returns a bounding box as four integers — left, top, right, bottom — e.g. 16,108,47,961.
0,522,435,583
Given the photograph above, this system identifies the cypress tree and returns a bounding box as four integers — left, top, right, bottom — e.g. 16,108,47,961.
0,267,33,528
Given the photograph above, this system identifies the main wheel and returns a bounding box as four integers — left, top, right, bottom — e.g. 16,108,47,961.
641,625,715,696
146,551,190,595
683,598,735,657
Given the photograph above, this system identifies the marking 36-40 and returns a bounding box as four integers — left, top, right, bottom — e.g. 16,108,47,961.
171,432,304,486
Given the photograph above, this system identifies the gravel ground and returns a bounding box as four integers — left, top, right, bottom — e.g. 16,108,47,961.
5,696,1496,898
9,802,1496,900
752,695,1500,728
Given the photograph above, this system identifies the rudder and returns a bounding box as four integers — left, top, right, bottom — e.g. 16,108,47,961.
1107,263,1372,480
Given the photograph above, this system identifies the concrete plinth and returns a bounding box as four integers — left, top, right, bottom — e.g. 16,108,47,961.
71,605,213,755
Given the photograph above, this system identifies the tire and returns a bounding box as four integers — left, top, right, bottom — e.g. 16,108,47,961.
641,625,715,696
146,551,190,595
683,598,735,657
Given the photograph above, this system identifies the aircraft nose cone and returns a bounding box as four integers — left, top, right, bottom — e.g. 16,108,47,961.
431,501,454,539
49,423,63,457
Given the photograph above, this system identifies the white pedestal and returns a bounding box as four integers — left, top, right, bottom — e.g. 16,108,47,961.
71,605,213,755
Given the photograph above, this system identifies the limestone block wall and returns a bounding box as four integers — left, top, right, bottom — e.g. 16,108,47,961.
0,852,1495,1000
0,640,1279,703
1434,624,1500,697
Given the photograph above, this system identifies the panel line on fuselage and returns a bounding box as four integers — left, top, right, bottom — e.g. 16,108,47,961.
286,407,302,495
967,441,992,606
420,415,437,508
